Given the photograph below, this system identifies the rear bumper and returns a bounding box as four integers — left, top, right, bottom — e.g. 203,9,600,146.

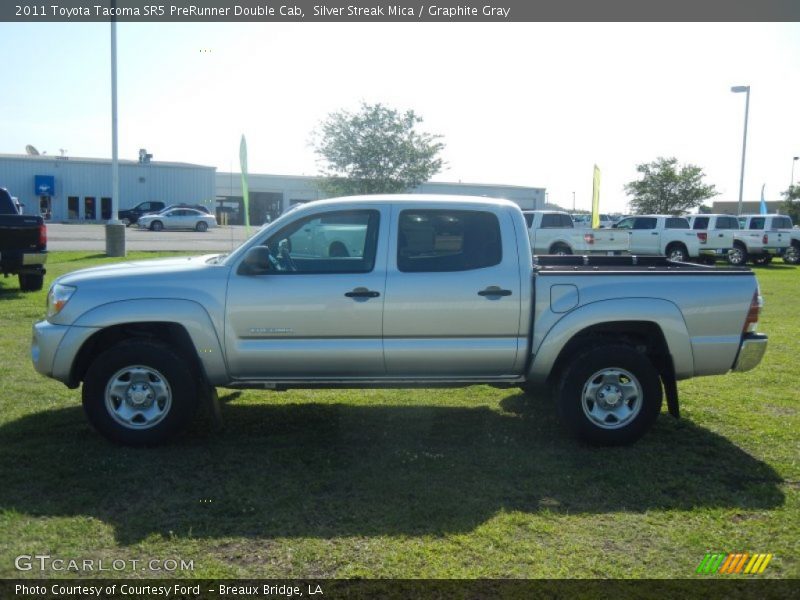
732,333,768,372
699,248,730,256
1,250,47,272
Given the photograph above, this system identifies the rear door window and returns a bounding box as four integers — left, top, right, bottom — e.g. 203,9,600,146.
397,210,502,272
716,216,740,229
666,218,690,229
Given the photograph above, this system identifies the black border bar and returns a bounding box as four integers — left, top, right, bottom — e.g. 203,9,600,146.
4,0,800,22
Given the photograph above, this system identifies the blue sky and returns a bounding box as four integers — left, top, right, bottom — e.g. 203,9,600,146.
1,22,799,212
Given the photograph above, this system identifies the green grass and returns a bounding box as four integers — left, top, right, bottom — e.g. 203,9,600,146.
0,252,797,579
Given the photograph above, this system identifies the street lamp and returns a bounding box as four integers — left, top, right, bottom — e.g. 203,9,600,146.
572,191,576,212
105,3,126,257
731,85,750,216
792,156,799,189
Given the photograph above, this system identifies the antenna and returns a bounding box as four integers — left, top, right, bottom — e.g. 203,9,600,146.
25,144,40,156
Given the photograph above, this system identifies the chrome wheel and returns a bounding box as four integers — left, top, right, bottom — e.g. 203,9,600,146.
104,366,172,430
581,368,643,430
782,246,799,265
727,246,745,265
667,247,686,262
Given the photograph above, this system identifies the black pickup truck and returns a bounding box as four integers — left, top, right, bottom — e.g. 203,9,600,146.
0,187,47,291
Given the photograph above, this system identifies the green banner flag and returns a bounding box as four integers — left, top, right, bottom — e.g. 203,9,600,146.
239,134,250,231
591,165,601,229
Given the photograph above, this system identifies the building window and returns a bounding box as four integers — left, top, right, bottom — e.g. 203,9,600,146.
67,196,79,219
84,197,96,220
101,197,112,220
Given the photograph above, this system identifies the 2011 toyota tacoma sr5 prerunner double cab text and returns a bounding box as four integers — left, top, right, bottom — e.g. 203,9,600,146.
31,195,767,446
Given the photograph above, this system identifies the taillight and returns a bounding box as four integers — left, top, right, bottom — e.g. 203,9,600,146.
39,223,47,249
697,232,707,243
762,233,768,244
743,289,762,334
583,233,595,244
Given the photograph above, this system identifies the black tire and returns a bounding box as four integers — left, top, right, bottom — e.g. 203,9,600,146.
727,243,747,266
556,344,663,445
18,272,44,292
784,244,800,265
195,221,208,232
82,340,199,446
665,243,688,262
550,243,573,256
751,255,772,266
150,220,163,232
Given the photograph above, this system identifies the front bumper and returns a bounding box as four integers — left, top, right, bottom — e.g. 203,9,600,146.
732,333,768,372
32,320,99,385
31,320,70,378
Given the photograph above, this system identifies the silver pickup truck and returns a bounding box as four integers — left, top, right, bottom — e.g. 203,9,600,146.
31,195,767,446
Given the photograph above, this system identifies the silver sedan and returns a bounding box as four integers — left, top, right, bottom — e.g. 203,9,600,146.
137,208,217,232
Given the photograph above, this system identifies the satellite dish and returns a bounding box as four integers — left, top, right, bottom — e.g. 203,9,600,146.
26,144,40,156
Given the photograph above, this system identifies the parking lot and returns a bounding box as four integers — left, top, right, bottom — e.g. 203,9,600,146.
46,223,255,252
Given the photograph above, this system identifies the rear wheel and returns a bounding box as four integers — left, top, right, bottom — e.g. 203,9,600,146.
82,340,199,446
550,243,572,255
195,221,208,232
666,243,688,262
150,220,163,232
18,271,44,292
727,244,747,266
556,344,662,445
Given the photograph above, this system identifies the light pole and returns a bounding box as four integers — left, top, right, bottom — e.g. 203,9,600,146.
572,191,576,212
105,3,126,257
792,156,799,189
731,85,750,216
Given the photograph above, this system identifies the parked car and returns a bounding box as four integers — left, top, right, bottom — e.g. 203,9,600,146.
684,214,738,264
32,195,766,447
137,208,217,232
158,203,211,215
612,215,706,262
119,201,166,226
734,215,792,266
522,210,628,255
0,187,47,291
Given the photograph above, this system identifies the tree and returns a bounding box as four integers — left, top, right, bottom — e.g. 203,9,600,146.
780,185,800,224
312,102,445,196
624,157,718,215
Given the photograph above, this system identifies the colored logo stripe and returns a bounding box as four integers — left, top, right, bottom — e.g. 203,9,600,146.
697,553,773,574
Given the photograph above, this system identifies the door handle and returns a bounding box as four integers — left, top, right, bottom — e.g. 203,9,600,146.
345,287,380,298
651,232,658,235
478,286,512,297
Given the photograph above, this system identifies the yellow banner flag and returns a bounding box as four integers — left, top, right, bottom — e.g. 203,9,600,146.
591,165,601,229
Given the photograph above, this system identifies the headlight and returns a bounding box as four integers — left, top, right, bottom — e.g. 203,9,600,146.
47,284,76,318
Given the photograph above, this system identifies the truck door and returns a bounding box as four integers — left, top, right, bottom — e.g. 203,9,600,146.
225,207,389,378
617,217,660,254
383,206,522,377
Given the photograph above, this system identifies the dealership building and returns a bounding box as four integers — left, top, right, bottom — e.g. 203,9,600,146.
0,152,545,224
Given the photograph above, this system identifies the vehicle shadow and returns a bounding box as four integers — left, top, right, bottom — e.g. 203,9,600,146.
0,278,24,299
0,393,785,545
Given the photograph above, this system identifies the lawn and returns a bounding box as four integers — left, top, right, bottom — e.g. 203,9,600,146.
0,252,797,579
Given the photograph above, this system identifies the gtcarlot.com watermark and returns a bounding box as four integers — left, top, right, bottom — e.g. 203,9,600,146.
15,554,194,573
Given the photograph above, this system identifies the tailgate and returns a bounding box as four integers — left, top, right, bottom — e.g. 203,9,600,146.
703,230,734,250
588,229,629,251
0,216,44,252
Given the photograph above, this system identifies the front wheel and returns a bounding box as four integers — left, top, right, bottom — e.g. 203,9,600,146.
784,244,800,265
150,220,163,232
550,243,572,256
727,244,747,266
751,255,772,266
82,340,199,446
556,344,663,445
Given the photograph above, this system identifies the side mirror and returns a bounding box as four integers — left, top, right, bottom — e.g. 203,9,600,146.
239,246,273,275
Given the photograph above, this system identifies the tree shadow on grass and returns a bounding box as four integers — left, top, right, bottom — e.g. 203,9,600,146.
0,392,785,545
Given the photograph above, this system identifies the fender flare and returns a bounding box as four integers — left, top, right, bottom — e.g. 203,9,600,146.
68,298,228,384
526,298,694,383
